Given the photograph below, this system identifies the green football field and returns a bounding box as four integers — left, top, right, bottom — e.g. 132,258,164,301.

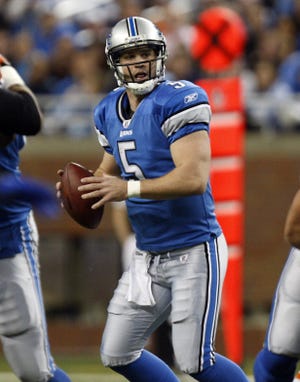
0,353,254,381
0,373,254,382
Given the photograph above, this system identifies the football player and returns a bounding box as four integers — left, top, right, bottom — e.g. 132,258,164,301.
70,16,249,382
254,188,300,382
0,56,71,382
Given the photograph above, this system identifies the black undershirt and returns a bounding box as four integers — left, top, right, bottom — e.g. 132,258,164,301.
0,88,41,135
121,92,134,119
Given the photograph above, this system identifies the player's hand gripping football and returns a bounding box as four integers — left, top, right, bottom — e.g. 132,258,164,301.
78,173,128,208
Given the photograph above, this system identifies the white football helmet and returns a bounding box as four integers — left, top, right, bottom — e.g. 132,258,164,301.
105,16,167,95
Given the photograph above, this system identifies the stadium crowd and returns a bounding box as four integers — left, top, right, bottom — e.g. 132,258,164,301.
1,0,300,134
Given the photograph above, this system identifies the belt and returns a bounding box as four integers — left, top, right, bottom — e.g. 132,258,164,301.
148,250,171,259
147,243,203,259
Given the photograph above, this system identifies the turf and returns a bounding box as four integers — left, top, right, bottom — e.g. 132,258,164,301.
0,353,112,374
0,372,254,382
0,353,254,381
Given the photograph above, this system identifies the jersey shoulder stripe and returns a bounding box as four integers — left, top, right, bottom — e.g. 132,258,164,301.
162,103,211,137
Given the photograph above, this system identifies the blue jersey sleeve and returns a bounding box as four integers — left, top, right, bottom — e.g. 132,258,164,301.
93,95,113,155
158,80,212,145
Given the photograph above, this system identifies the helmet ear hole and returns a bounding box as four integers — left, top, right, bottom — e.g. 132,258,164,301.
105,16,167,93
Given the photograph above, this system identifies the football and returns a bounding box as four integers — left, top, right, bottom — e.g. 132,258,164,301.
60,162,104,229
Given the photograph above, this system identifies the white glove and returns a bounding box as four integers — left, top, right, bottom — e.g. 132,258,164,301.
0,54,25,89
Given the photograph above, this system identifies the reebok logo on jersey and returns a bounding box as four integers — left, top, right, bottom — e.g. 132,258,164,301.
123,120,131,128
184,92,198,103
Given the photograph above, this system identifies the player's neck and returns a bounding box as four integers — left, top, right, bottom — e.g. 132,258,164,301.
126,90,145,112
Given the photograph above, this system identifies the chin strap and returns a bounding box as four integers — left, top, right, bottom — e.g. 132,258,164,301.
126,79,158,95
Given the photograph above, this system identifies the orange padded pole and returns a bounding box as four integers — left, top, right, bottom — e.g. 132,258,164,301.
221,246,244,365
197,76,245,364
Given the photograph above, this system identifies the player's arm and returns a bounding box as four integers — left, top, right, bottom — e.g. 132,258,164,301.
284,188,300,249
111,201,133,246
139,130,210,199
0,56,42,137
94,151,121,177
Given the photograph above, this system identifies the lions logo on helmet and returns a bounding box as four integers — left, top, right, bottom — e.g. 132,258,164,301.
105,16,168,95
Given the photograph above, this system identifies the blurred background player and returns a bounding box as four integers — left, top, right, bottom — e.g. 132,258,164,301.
254,187,300,382
0,55,71,382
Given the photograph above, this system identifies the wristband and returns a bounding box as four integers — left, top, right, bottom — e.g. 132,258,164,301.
1,66,25,89
127,180,141,198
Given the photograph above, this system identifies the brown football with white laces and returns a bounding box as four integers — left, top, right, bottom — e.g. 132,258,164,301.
60,162,103,229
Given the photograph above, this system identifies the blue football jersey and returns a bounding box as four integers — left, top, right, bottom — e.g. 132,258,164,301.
94,80,222,251
0,135,31,228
